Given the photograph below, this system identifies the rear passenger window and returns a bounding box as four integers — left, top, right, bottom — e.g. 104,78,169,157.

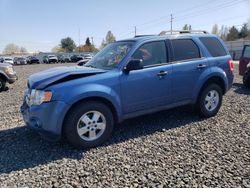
199,37,227,57
171,39,200,61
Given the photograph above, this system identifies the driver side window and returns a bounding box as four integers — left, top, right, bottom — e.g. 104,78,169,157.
131,41,167,67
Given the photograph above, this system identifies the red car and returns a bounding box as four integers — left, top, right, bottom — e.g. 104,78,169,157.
239,45,250,87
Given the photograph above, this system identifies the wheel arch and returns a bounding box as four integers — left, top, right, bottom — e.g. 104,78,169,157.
196,76,226,104
62,96,119,135
0,73,7,81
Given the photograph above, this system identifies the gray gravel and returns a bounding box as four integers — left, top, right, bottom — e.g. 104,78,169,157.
0,63,250,187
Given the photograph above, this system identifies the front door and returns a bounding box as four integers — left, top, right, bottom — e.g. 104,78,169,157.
120,41,172,114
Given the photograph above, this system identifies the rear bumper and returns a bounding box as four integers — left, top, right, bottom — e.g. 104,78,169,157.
20,100,70,141
8,74,18,84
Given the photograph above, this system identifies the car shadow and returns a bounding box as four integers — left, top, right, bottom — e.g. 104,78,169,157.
0,105,203,174
233,83,250,95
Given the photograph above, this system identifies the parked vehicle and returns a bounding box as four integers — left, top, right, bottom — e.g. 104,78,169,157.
14,57,27,65
27,56,40,64
70,55,84,62
0,63,17,91
1,57,14,65
43,55,58,64
58,55,71,63
239,45,250,87
84,54,93,60
21,31,234,148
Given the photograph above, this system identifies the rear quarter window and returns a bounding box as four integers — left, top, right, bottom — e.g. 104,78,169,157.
199,37,227,57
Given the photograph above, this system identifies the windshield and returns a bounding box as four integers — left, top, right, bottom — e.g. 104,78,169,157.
85,41,134,70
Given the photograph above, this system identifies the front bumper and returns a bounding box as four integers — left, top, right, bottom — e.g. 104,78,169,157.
20,100,69,141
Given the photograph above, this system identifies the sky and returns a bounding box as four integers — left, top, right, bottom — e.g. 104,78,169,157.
0,0,249,53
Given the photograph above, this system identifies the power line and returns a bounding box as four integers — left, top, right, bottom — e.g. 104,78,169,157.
174,0,246,22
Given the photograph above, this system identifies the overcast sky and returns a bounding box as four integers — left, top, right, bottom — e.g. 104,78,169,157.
0,0,249,53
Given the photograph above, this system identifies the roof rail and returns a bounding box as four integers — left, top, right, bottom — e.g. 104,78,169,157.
134,35,156,38
159,30,209,36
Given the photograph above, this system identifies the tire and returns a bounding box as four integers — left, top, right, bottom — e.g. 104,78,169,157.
63,101,114,149
0,77,6,92
243,69,250,88
196,84,223,118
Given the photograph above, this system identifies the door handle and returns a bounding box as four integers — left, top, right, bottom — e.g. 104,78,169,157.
197,64,207,69
157,71,168,77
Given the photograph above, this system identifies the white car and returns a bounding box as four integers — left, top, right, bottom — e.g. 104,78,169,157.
43,55,58,64
84,54,93,60
1,57,14,65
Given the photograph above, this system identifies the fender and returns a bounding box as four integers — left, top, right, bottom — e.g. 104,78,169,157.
192,67,228,101
57,83,122,122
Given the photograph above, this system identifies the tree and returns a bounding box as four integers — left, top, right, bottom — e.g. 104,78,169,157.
105,31,116,44
211,24,219,35
219,25,229,41
85,37,91,46
183,24,192,31
100,31,116,49
51,45,64,53
239,23,249,39
19,47,27,54
3,43,19,55
60,37,76,52
226,26,240,41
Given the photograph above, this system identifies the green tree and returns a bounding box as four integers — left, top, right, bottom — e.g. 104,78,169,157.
85,37,91,46
239,23,249,39
100,31,116,49
105,31,116,44
226,26,240,41
60,37,76,52
183,24,192,31
211,24,219,35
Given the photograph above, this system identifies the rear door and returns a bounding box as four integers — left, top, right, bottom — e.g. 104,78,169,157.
239,45,250,75
170,38,208,102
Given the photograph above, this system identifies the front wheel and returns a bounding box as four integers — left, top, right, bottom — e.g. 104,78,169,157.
63,101,114,149
243,68,250,88
196,84,223,118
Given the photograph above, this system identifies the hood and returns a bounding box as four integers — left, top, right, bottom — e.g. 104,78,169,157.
28,66,107,89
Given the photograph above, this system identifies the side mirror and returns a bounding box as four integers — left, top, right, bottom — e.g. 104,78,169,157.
123,59,143,73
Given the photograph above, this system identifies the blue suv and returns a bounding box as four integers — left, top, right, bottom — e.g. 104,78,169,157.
21,31,234,148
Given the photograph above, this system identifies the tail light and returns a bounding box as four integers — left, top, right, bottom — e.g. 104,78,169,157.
228,59,234,74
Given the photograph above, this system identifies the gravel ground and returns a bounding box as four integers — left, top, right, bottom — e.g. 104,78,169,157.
0,63,249,187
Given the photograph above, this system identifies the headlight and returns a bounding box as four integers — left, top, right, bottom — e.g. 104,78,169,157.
27,89,52,106
4,66,14,75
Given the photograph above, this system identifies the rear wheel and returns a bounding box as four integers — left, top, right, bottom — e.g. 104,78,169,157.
196,84,223,118
243,68,250,88
0,77,6,92
64,101,114,149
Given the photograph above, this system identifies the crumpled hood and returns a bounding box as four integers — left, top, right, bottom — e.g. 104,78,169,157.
28,66,106,89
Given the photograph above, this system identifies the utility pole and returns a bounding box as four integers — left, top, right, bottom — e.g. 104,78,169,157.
134,26,137,36
78,28,80,52
170,14,173,34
